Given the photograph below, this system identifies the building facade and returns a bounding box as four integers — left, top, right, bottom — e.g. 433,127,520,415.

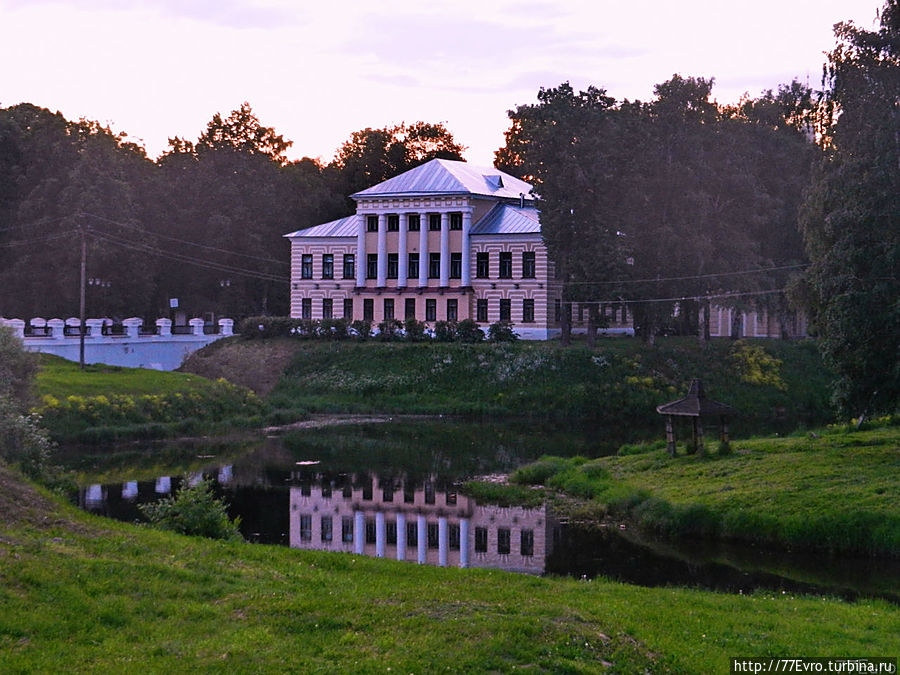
285,159,565,340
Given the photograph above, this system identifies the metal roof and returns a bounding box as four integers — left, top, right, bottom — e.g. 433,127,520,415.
471,203,541,235
352,159,535,200
656,379,737,417
284,215,359,239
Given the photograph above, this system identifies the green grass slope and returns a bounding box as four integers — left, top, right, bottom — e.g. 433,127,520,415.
1,464,898,674
265,338,833,435
512,424,900,556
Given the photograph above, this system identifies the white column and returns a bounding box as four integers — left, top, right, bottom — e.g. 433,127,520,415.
398,213,408,288
438,516,448,567
461,209,473,287
354,510,365,555
356,214,366,287
375,512,386,558
417,514,427,564
396,512,406,561
218,318,234,336
418,213,428,287
439,212,450,287
459,518,470,568
376,214,387,287
188,318,204,336
155,318,172,337
48,318,65,339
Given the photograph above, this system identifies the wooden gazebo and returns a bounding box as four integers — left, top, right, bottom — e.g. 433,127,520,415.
656,379,736,456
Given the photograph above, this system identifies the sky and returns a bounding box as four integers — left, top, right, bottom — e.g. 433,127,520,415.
0,0,883,167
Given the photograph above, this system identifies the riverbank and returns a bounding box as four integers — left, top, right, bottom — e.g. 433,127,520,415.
1,464,898,674
509,422,900,557
189,336,834,436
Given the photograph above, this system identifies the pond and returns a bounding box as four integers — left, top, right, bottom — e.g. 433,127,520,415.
64,418,900,604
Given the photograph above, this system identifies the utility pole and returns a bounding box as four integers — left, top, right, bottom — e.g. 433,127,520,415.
79,224,87,370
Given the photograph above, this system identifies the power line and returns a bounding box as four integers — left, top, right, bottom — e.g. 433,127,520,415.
562,264,807,287
91,230,289,283
0,230,80,248
0,215,71,234
560,288,787,307
81,211,291,267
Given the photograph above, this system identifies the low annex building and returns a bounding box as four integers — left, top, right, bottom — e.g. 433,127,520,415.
285,159,565,340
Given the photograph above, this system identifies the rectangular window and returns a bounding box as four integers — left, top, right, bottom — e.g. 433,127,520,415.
408,214,421,231
361,478,373,501
446,491,457,506
365,519,376,544
386,521,397,545
425,299,437,322
387,214,399,232
429,253,440,279
387,253,398,279
299,514,312,541
301,254,313,279
301,297,312,320
404,484,415,504
382,482,394,502
321,516,333,543
429,213,441,231
522,251,536,278
476,252,490,278
384,298,394,320
404,298,416,320
427,522,439,549
424,482,435,504
322,298,333,319
449,212,462,230
408,253,419,279
322,254,334,279
449,252,462,279
367,253,378,279
342,516,354,542
475,527,488,553
322,482,332,499
363,298,374,321
499,298,511,322
498,527,511,555
343,298,353,319
499,252,513,279
449,523,460,550
476,298,488,322
406,521,418,547
520,529,534,556
367,215,378,232
522,299,534,323
447,299,458,322
342,254,355,279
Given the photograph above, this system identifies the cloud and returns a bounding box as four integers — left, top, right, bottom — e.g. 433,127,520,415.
2,0,301,29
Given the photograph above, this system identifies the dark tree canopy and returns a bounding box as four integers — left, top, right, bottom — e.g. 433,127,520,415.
800,0,900,417
497,76,813,343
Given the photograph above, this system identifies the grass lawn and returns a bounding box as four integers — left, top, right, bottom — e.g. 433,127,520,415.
513,424,900,556
1,464,898,674
34,354,226,399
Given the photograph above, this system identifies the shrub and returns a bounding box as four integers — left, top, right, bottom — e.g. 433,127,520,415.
488,321,518,342
350,320,373,341
139,476,243,541
510,456,571,486
456,319,484,343
238,316,296,339
377,319,404,341
434,321,457,342
403,318,428,342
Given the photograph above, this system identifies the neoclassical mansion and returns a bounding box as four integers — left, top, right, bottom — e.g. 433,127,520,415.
285,159,799,340
286,159,574,340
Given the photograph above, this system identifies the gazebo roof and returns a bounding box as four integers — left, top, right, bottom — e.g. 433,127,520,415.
656,379,737,417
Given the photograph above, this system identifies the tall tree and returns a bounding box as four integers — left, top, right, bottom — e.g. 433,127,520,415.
800,1,900,417
329,122,465,201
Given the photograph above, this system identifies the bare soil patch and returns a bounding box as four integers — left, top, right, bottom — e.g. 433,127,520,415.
180,337,300,396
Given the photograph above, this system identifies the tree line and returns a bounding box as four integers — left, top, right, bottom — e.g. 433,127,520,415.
0,103,463,321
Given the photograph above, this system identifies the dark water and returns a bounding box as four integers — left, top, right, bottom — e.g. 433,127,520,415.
65,418,900,603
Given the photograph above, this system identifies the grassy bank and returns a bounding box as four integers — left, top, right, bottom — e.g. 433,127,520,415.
510,423,900,557
262,337,832,435
34,355,271,443
1,465,898,674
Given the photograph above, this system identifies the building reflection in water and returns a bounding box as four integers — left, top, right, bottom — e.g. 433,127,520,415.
289,473,556,574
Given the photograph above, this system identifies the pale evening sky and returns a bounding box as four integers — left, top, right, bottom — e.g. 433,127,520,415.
0,0,882,167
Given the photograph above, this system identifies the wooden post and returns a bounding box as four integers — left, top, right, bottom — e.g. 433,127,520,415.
696,417,705,456
665,415,676,456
